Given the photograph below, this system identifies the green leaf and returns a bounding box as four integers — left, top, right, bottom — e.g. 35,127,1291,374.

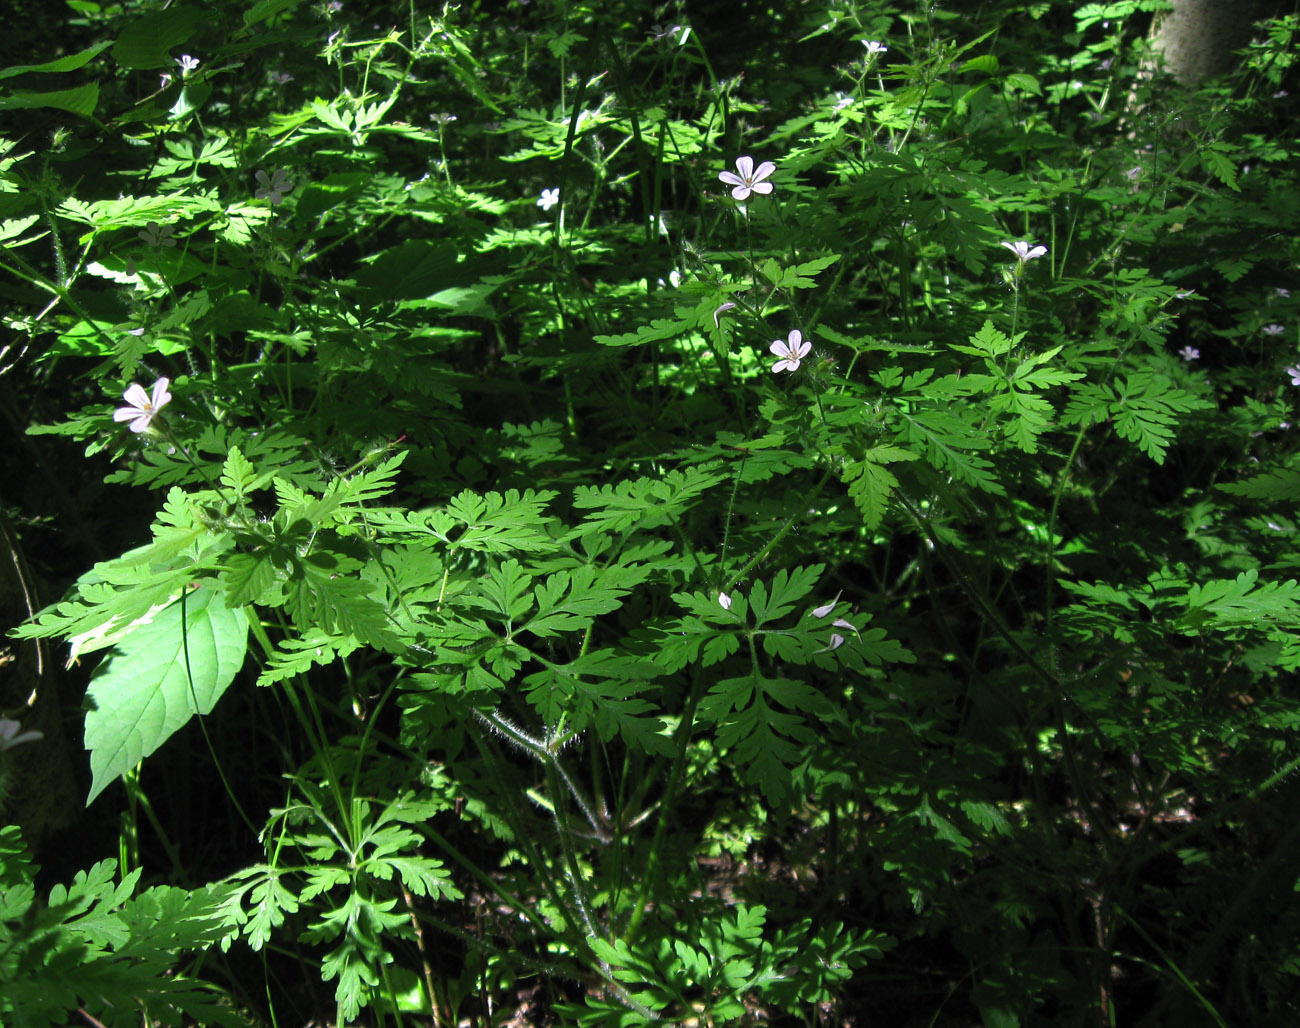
0,84,99,119
0,41,115,80
111,5,206,69
84,587,249,804
243,0,306,26
842,445,918,530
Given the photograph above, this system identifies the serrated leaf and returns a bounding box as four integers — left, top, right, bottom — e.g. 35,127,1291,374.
0,83,99,119
84,587,248,804
111,5,206,69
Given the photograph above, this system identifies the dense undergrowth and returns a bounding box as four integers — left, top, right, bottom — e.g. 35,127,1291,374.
2,1,1300,1025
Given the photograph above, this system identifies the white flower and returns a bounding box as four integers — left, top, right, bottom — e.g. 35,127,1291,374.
270,71,294,85
0,718,43,752
1264,323,1285,336
862,40,888,56
537,187,560,211
812,592,842,618
1001,240,1048,262
718,592,733,610
770,330,812,374
1277,288,1291,298
175,54,200,75
1174,289,1196,299
712,302,736,327
255,168,293,205
113,377,172,433
718,156,776,201
1178,346,1200,361
1286,365,1300,386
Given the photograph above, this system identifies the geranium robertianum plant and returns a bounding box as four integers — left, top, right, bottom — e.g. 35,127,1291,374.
3,1,1300,1026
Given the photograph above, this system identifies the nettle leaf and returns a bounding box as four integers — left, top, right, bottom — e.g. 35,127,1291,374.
16,489,222,653
84,588,249,804
111,4,205,69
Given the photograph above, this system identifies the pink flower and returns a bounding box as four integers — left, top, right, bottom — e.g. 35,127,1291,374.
770,330,811,374
1001,240,1047,262
718,156,776,201
113,377,172,433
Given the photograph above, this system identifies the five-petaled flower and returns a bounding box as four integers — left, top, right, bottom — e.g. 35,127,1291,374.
862,40,888,56
537,187,560,211
1286,365,1300,386
114,377,172,433
1178,346,1200,361
0,718,42,752
1001,240,1048,262
255,168,293,206
1264,323,1285,336
175,54,200,75
770,330,812,374
718,156,776,201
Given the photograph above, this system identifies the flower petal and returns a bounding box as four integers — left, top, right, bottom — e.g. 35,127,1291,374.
734,155,754,179
150,377,172,411
122,382,150,408
729,184,752,200
718,592,732,610
812,592,841,618
717,170,744,187
751,161,776,182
